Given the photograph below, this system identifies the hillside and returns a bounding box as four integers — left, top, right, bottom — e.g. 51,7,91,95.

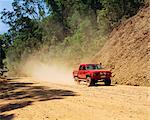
93,5,150,86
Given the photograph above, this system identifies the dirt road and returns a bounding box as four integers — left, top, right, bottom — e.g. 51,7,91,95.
0,77,149,120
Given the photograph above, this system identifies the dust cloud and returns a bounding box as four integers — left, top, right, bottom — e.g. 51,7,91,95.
21,58,74,85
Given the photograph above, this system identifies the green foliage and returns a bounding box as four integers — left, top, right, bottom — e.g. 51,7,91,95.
0,0,145,73
43,18,107,66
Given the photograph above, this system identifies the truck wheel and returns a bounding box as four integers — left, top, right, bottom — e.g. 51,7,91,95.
86,77,92,87
92,81,96,86
104,78,111,86
74,77,80,84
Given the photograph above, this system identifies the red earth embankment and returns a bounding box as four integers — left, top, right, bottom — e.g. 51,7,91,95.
93,5,150,86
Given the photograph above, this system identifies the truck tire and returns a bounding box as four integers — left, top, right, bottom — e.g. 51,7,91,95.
104,78,111,86
86,77,92,87
74,77,80,84
92,80,96,86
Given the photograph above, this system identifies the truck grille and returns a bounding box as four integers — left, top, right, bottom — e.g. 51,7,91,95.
100,72,106,75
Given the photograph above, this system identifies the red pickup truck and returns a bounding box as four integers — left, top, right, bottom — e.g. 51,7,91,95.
73,64,112,86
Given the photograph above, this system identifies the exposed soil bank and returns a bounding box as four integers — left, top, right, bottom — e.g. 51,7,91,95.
93,5,150,86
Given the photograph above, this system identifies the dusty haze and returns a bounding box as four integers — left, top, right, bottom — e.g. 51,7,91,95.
21,57,74,85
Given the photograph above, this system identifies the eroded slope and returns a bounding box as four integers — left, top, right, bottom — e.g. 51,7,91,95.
93,5,150,86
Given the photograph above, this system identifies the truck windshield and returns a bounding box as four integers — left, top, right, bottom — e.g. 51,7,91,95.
86,64,103,70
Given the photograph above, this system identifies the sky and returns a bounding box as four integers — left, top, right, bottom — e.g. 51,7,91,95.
0,0,13,34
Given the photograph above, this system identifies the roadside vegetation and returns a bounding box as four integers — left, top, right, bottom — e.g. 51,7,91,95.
0,0,147,74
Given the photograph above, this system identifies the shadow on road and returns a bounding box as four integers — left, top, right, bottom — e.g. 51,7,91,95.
0,101,32,113
79,81,115,87
95,83,115,87
0,114,14,120
0,77,77,120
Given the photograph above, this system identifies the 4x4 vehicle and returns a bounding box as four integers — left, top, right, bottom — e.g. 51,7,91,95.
73,64,112,86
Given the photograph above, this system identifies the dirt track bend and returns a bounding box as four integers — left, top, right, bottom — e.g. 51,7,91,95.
0,77,149,120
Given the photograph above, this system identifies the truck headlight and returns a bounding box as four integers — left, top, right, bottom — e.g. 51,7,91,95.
93,73,97,76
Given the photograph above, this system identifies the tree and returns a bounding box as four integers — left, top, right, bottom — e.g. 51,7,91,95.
0,0,145,72
0,0,44,64
0,35,6,68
